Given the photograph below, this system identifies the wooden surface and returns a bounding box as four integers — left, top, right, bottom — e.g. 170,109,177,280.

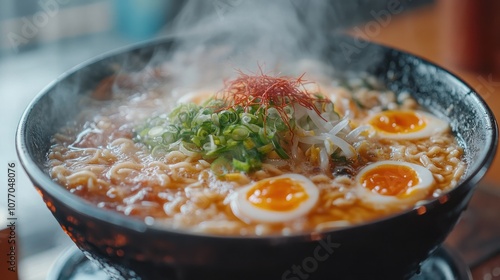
349,3,500,186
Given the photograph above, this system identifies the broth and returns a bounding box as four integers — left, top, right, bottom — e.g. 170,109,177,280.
47,72,465,236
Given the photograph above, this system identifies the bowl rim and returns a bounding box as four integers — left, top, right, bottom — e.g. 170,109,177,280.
16,36,499,241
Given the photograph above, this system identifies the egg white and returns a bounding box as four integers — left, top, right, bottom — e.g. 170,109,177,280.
367,110,449,140
230,174,319,224
355,160,435,210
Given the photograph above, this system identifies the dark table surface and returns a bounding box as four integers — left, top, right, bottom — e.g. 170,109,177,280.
445,185,500,279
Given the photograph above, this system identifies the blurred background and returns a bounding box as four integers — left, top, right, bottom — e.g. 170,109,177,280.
1,0,499,279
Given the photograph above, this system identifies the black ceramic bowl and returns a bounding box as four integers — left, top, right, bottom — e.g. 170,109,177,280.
17,37,498,280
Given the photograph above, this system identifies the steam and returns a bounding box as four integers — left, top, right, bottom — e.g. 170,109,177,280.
153,0,343,90
102,0,390,109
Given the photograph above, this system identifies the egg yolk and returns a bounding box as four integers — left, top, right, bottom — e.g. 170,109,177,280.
246,178,309,211
370,111,426,134
360,164,420,196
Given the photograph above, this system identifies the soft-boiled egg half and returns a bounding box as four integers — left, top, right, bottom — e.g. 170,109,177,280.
231,174,319,224
367,110,449,140
175,89,215,105
355,160,435,209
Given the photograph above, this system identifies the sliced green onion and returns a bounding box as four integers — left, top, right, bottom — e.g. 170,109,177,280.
272,138,290,159
240,113,257,124
191,136,203,147
208,135,217,150
283,105,294,117
211,113,220,126
205,146,230,159
211,157,233,176
231,126,250,141
178,112,189,124
179,141,202,157
193,114,211,125
267,107,281,120
151,145,169,157
259,127,275,141
218,110,238,126
243,138,256,149
257,143,274,154
196,127,210,138
162,131,177,144
244,123,261,133
148,126,164,137
226,139,239,147
232,158,250,172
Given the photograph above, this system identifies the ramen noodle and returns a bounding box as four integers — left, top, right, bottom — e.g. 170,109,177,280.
47,71,465,235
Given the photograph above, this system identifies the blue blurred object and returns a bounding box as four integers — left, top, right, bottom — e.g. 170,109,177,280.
114,0,170,40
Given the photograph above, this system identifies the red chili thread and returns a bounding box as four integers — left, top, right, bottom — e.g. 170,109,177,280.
217,70,326,130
